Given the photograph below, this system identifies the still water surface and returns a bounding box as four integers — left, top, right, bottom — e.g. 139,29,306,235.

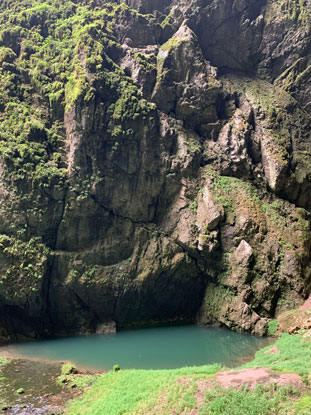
6,326,271,371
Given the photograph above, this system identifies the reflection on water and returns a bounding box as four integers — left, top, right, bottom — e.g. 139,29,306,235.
6,326,272,371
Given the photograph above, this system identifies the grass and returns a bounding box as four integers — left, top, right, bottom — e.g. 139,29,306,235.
294,394,311,413
65,365,222,415
63,333,311,415
268,319,279,336
200,384,293,415
242,333,311,378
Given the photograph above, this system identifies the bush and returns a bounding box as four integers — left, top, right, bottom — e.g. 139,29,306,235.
113,364,120,372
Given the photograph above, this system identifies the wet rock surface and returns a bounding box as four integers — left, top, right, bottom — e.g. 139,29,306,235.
0,359,74,414
0,0,310,341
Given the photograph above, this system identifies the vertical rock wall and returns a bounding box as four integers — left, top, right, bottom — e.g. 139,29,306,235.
0,0,310,341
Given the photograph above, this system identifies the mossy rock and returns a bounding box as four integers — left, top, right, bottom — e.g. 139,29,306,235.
61,362,78,376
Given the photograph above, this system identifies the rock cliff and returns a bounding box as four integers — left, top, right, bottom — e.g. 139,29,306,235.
0,0,310,341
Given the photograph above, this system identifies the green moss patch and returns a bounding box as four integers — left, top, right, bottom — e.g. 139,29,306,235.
0,234,50,298
205,165,309,256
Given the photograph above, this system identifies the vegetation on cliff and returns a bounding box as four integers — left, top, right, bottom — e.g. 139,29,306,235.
0,0,155,185
0,0,310,343
0,0,311,412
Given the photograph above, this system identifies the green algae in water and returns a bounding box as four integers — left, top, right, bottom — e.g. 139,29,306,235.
6,326,272,371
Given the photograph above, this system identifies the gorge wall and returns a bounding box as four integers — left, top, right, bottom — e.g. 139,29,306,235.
0,0,311,341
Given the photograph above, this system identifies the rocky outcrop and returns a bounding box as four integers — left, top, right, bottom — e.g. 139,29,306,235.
0,0,310,342
152,22,222,135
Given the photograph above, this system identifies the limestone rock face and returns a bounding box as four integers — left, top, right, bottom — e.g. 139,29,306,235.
196,188,224,232
0,0,311,341
234,240,253,268
152,22,222,135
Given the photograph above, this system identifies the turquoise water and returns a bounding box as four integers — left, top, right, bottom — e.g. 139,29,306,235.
6,326,271,371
